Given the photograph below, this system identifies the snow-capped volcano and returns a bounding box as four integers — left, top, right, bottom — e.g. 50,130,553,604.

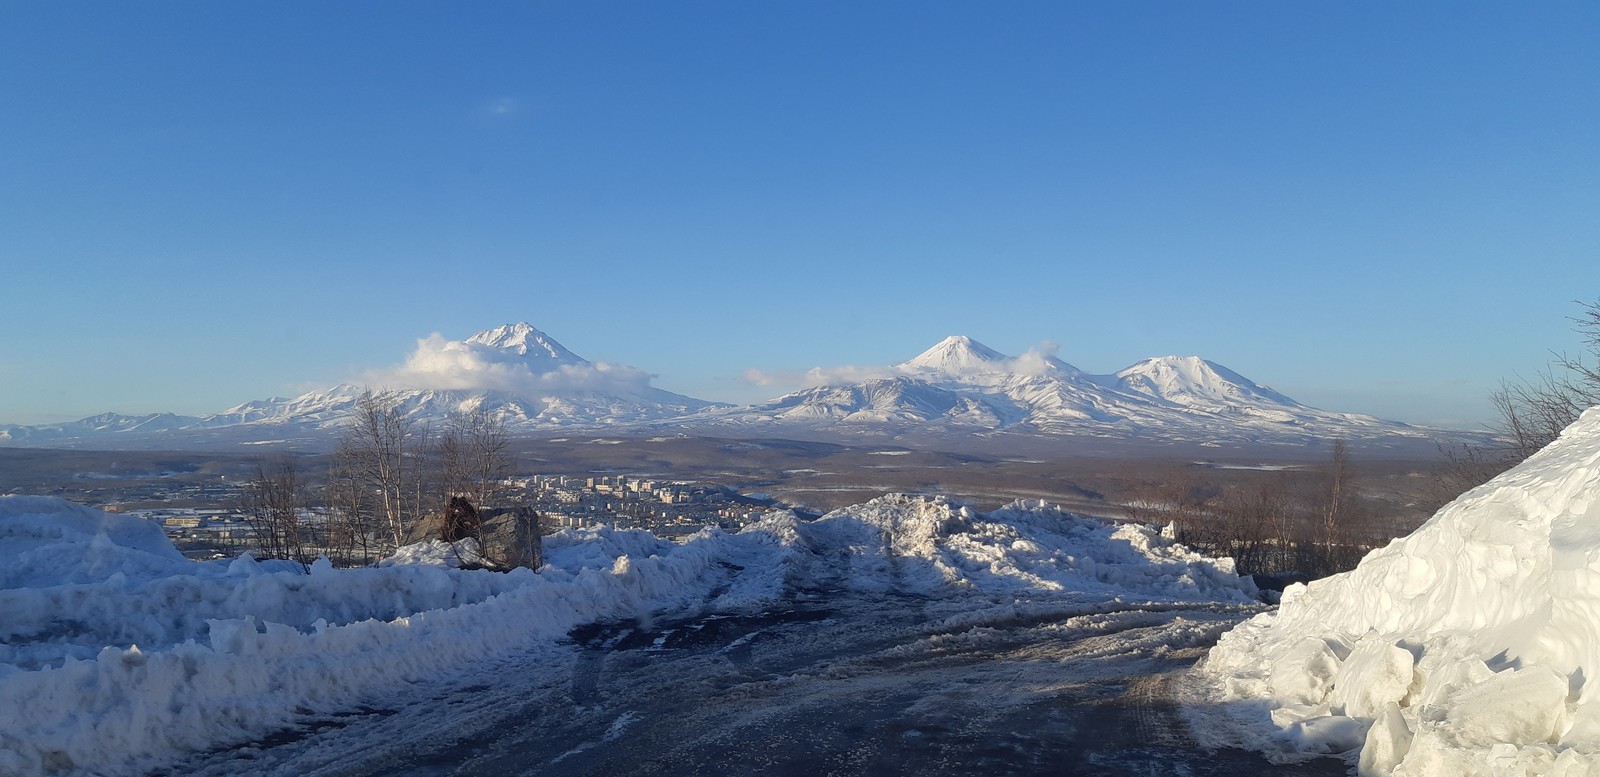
701,335,1437,448
898,335,1011,373
0,324,718,446
755,377,1011,427
897,335,1081,380
464,322,584,365
1111,356,1301,409
220,323,717,431
0,328,1472,452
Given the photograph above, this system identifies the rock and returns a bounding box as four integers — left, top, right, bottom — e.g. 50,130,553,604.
401,500,543,571
476,506,543,571
440,496,479,542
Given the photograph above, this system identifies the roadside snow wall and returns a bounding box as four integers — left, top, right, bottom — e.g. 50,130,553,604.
0,493,1253,775
1197,407,1600,776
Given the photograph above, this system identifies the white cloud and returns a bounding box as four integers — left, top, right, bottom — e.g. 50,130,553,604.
740,364,898,388
365,333,656,400
1008,341,1065,377
486,97,519,117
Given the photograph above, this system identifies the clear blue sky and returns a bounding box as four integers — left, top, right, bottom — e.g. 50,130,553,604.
2,1,1595,428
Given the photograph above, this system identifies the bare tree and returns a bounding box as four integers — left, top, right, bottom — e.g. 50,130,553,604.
1320,440,1348,549
1298,440,1370,576
240,459,315,570
465,410,512,508
434,406,521,568
326,439,382,566
1218,474,1297,575
1124,462,1221,547
339,388,429,553
437,405,513,510
1432,440,1512,508
1491,298,1600,461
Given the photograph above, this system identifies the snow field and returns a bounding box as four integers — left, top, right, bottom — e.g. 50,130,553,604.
1195,407,1600,776
0,491,1257,775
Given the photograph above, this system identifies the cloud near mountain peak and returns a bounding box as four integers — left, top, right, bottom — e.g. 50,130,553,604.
366,333,656,398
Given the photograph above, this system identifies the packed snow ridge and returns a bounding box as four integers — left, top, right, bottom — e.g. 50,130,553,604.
1195,406,1600,776
0,493,1255,775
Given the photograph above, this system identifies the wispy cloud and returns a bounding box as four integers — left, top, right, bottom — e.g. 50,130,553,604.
485,96,519,117
741,340,1070,393
1008,341,1065,377
740,364,899,387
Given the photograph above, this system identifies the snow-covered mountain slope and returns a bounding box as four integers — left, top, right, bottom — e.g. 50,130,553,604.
200,323,716,433
194,386,710,433
754,377,1019,427
1110,356,1300,410
0,412,204,445
898,335,1013,374
1,329,1474,451
0,324,716,446
898,335,1082,381
698,336,1442,448
465,322,584,365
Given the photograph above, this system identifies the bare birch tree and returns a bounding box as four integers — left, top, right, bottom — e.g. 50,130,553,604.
240,459,315,570
1124,463,1219,547
1218,475,1296,575
435,406,514,564
326,439,382,566
438,406,513,509
1301,440,1368,576
339,388,429,553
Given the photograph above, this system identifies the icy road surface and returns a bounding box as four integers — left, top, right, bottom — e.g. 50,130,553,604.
2,494,1342,774
170,590,1343,776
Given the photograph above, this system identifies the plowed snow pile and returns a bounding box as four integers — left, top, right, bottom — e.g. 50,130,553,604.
1196,407,1600,775
0,493,1252,775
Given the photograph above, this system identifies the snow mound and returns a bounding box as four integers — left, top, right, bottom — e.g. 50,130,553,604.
1196,406,1600,775
0,495,191,588
0,498,783,775
379,537,486,568
0,494,1253,775
795,494,1258,602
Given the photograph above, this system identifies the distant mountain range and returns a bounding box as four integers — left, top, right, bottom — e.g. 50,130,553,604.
0,323,715,448
684,336,1433,448
0,323,1475,452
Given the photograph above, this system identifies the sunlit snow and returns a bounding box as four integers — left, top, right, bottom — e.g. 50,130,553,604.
1194,407,1600,776
0,493,1253,775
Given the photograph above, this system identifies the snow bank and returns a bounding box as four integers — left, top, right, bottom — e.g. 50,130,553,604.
0,498,786,775
379,537,486,568
1196,407,1600,775
0,496,192,587
0,492,1253,775
796,495,1258,603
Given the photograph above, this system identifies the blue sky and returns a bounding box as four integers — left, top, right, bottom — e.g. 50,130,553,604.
2,1,1595,428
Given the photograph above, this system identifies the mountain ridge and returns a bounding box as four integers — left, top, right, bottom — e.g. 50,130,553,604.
0,325,1474,452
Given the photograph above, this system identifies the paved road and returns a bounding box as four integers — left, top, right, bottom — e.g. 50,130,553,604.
172,588,1344,777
